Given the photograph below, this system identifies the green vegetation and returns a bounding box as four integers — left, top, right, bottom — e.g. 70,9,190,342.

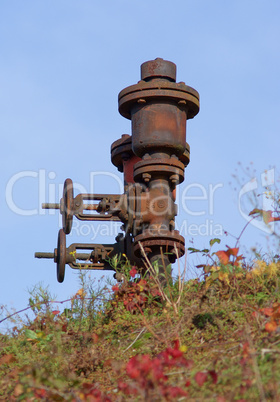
1,243,280,401
2,197,280,400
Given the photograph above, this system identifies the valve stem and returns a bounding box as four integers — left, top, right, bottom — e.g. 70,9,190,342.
42,203,98,211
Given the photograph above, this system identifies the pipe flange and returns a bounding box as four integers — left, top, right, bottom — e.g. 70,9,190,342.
111,134,132,172
119,80,199,121
118,59,199,159
111,137,190,169
118,63,199,121
133,229,185,260
180,143,190,167
133,157,185,184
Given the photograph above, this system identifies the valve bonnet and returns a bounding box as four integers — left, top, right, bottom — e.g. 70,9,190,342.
141,58,176,82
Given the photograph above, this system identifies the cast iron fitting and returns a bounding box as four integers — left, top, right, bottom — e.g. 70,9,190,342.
141,58,176,82
112,135,191,186
111,134,141,185
140,180,176,227
118,58,199,159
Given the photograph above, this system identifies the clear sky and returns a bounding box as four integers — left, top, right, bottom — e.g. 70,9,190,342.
1,1,280,330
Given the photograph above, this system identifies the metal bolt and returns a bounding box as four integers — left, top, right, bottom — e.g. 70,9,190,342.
142,173,151,183
170,220,175,230
170,174,179,184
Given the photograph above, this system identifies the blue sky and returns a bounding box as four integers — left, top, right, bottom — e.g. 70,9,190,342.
1,1,280,330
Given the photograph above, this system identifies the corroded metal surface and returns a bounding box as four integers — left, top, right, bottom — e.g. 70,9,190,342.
35,58,199,282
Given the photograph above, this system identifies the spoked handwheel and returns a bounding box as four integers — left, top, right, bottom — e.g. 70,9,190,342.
54,229,66,283
61,178,74,234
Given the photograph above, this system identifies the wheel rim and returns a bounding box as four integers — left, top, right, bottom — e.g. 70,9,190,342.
62,178,74,234
56,229,66,283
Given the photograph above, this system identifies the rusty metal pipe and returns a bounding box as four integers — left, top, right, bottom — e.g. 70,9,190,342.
35,58,199,282
117,58,199,269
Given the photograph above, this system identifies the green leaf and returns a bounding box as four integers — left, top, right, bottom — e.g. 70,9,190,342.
143,332,152,339
24,329,38,340
210,238,221,247
188,247,200,254
62,308,72,317
28,297,35,306
211,271,219,280
45,334,53,342
249,208,262,216
133,340,143,349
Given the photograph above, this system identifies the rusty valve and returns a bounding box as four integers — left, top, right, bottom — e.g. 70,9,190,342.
35,58,199,282
42,178,121,234
35,229,119,282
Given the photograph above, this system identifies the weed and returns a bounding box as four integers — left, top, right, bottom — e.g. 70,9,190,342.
2,199,280,399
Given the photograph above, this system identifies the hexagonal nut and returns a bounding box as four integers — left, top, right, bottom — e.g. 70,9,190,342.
170,174,179,184
142,173,151,183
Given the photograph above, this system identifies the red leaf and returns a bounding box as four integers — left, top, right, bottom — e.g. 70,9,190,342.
168,348,183,358
262,210,279,224
194,371,208,386
233,254,243,266
52,310,60,315
126,357,141,379
35,389,47,398
216,251,229,265
185,379,191,387
249,209,280,224
208,370,218,384
167,386,188,398
260,307,274,317
265,321,278,333
226,247,239,256
130,267,137,278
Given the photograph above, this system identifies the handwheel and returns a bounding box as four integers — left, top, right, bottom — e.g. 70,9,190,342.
61,178,74,234
55,229,66,283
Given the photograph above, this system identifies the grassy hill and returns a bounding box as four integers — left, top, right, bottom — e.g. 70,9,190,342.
1,245,280,401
